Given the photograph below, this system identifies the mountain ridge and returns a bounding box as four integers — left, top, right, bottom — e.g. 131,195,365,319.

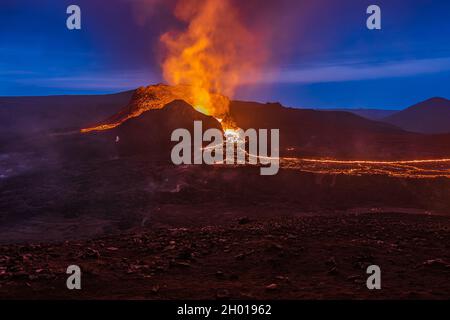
384,97,450,134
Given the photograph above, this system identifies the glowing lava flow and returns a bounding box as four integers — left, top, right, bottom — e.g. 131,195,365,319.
211,151,450,178
203,132,450,178
283,158,450,165
280,158,450,179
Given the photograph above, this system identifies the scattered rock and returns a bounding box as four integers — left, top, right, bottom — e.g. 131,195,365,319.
163,245,176,251
216,289,230,299
234,253,245,261
21,254,33,264
326,257,337,267
229,273,239,281
346,275,361,282
155,266,165,273
265,283,278,291
150,285,160,294
422,259,450,270
176,249,192,260
0,269,10,279
83,248,100,259
238,217,251,225
327,266,339,276
12,271,28,279
172,261,191,268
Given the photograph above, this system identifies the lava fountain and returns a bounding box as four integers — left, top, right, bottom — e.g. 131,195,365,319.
160,0,267,130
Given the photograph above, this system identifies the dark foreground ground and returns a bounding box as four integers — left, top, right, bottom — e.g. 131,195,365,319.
1,212,450,299
1,152,450,299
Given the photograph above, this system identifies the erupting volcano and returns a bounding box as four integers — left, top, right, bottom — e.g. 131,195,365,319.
77,0,450,175
81,84,235,132
3,0,450,302
83,0,267,137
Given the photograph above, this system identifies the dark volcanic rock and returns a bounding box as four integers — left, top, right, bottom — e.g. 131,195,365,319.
229,100,450,160
114,100,222,159
1,213,449,300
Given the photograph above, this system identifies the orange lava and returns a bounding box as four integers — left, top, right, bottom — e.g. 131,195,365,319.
281,158,450,178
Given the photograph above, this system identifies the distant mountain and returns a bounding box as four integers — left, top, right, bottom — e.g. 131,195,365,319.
0,91,134,156
322,108,398,121
383,97,450,134
230,101,450,160
0,91,134,136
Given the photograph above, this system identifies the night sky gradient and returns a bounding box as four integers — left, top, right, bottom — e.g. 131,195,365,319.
1,0,450,109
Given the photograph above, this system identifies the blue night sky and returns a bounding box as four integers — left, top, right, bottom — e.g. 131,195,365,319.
1,0,450,109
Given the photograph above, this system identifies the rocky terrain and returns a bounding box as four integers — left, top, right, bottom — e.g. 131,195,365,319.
1,212,449,299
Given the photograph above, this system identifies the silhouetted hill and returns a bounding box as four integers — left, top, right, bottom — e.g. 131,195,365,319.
384,97,450,134
230,101,450,159
114,100,221,158
322,108,397,120
2,89,450,161
0,91,134,137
